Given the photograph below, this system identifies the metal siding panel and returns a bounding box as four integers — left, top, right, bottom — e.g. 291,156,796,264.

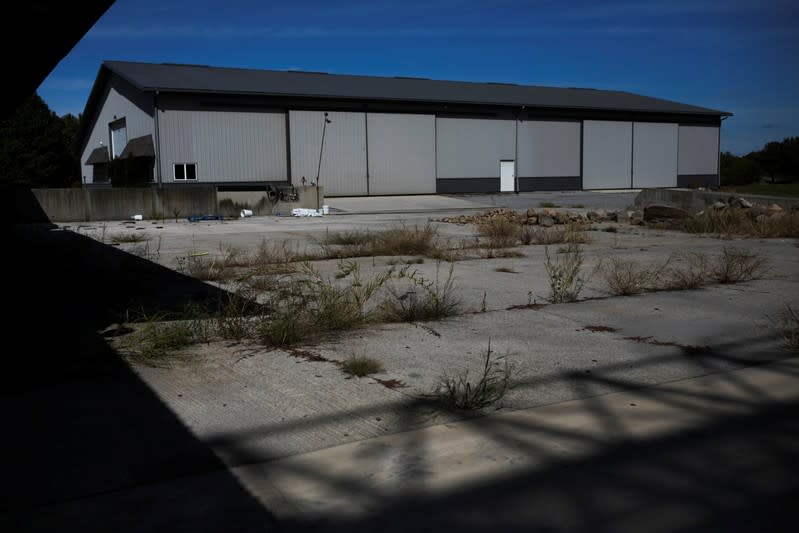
158,109,194,179
436,118,515,178
158,110,287,182
81,76,153,183
582,120,633,189
290,111,367,196
517,121,581,177
678,126,719,175
195,111,286,182
367,113,435,194
632,122,678,188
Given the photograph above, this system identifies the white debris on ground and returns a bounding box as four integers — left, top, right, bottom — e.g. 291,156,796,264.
292,208,324,217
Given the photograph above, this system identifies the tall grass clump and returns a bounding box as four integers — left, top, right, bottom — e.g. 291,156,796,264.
477,218,519,249
710,246,767,284
342,356,384,377
380,261,461,321
678,210,799,238
544,244,585,303
258,261,395,347
665,252,711,290
520,224,590,246
177,253,232,281
599,256,670,295
112,233,150,244
320,223,440,258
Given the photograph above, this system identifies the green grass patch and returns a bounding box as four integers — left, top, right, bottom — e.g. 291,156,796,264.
718,182,799,198
341,356,384,377
112,233,150,244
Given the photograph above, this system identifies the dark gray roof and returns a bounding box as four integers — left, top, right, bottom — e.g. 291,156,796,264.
103,60,730,117
85,146,108,165
119,135,154,158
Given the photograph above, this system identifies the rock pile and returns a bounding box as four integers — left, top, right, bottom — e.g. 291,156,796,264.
697,196,791,221
438,207,618,226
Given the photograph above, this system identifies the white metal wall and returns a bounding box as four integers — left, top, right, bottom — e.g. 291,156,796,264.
436,118,515,178
517,121,581,177
367,113,436,194
158,110,287,182
582,120,633,189
632,122,678,188
290,110,367,196
678,126,719,175
81,75,154,182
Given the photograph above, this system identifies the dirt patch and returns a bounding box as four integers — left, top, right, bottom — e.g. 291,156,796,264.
623,336,712,354
374,378,408,390
506,303,548,311
286,348,336,364
583,325,619,333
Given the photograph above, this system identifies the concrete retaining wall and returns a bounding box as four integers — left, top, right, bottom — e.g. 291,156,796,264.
217,186,324,217
32,187,218,222
634,188,799,214
32,186,325,222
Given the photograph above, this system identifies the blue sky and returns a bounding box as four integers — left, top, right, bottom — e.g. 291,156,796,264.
39,0,798,155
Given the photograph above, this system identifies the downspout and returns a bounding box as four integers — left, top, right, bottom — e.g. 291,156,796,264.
153,90,162,188
718,116,728,188
514,108,520,193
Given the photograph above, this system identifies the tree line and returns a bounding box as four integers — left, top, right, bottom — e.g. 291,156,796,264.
0,93,81,188
721,137,799,186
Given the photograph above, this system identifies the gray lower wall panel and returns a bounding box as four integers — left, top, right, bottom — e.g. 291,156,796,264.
436,118,515,178
632,122,678,188
517,121,581,177
678,126,719,175
367,113,436,195
582,120,633,189
677,174,719,188
290,110,367,196
436,178,500,193
518,177,581,191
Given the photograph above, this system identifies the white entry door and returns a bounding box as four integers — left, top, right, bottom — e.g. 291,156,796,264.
500,160,515,192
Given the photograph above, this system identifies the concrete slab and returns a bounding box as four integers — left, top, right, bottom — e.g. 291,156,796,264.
241,356,799,526
11,198,799,532
9,357,799,531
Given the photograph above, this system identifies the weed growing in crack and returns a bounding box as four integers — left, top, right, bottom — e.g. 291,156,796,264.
434,339,514,409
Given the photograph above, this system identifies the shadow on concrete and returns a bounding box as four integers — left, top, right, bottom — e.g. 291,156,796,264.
315,399,799,533
1,191,278,531
196,335,799,532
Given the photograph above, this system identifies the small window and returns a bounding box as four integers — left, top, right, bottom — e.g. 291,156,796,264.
173,163,197,180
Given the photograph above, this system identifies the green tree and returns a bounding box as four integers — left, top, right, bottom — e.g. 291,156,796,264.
748,136,799,183
720,151,760,186
0,93,80,187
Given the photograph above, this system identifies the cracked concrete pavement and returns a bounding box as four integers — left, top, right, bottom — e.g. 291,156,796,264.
6,191,799,531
